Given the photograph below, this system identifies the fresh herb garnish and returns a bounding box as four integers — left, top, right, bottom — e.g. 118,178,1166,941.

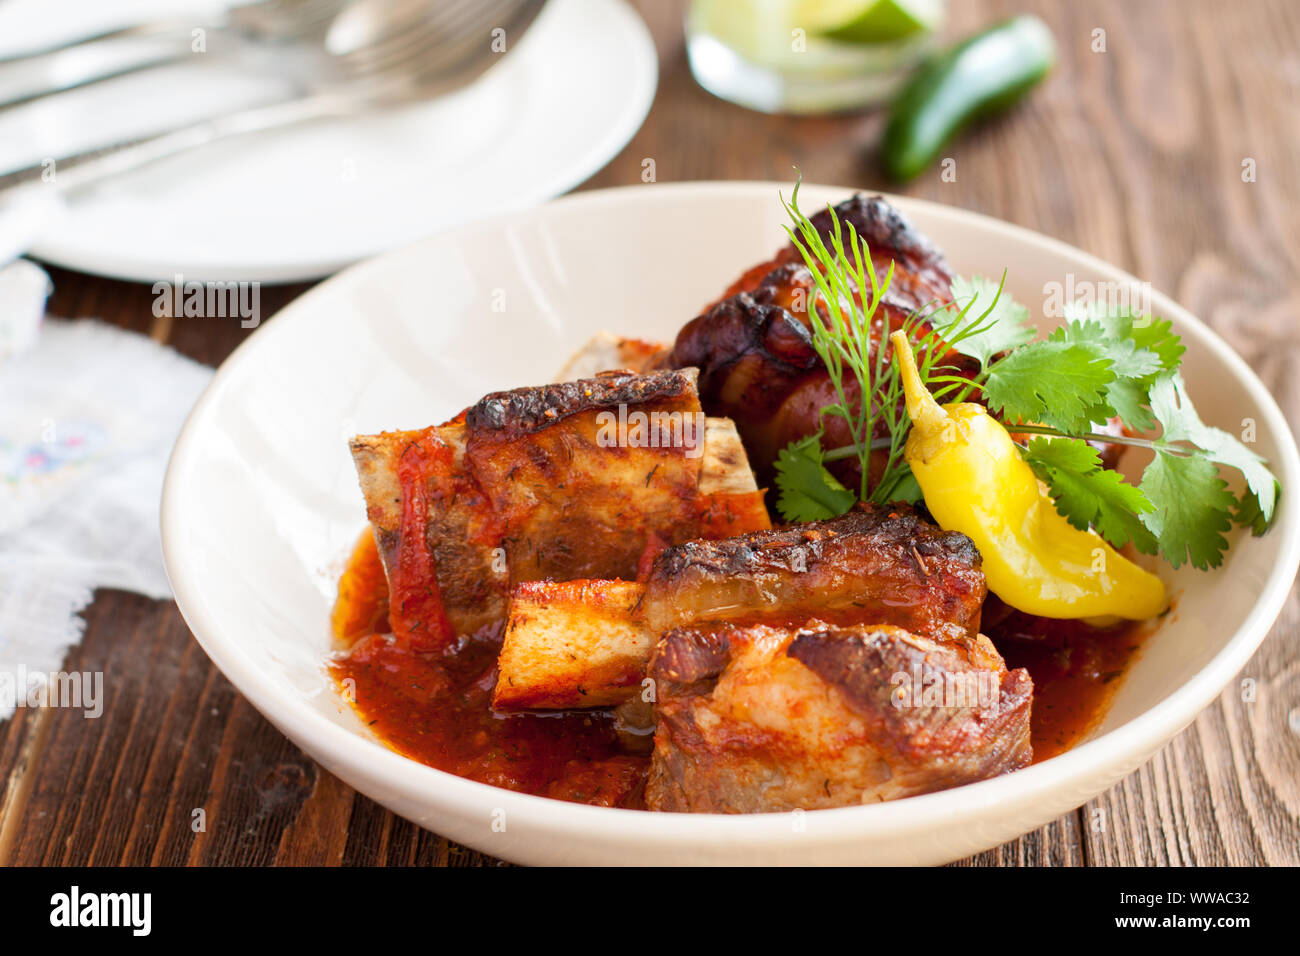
773,433,856,522
773,181,985,510
932,293,1278,569
942,275,1034,367
778,181,900,502
770,185,1280,571
1020,435,1158,554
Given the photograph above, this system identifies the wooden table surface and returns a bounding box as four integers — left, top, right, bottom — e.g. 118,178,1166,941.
2,0,1297,866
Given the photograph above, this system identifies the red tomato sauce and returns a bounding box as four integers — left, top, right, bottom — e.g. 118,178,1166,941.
330,533,646,808
389,429,455,650
984,602,1151,761
330,533,1150,805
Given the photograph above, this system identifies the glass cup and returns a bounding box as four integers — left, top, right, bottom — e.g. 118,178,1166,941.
685,0,945,114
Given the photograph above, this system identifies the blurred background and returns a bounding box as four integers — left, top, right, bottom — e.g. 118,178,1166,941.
1,0,1292,375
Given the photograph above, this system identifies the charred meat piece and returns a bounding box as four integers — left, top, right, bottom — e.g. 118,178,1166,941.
713,193,955,311
464,368,707,583
640,504,986,645
667,194,969,484
646,622,1032,812
495,579,652,710
493,505,986,710
666,263,834,477
349,369,769,644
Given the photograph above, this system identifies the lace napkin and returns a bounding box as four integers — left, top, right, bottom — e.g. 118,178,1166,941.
0,262,212,718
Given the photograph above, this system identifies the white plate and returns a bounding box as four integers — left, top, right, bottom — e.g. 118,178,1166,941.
0,0,656,283
162,182,1300,865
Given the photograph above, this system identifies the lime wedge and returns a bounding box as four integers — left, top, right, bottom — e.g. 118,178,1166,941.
802,0,943,44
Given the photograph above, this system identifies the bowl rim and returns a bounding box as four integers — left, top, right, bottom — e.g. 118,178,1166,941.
162,180,1300,847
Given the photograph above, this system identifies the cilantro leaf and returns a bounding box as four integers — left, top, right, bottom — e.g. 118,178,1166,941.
1104,378,1158,433
1232,488,1275,536
877,467,923,505
1129,317,1185,372
983,339,1115,433
1194,429,1279,522
1049,318,1165,432
938,275,1035,369
1051,319,1163,380
1148,371,1278,522
1022,436,1158,554
773,434,856,522
1139,450,1236,569
1075,305,1185,373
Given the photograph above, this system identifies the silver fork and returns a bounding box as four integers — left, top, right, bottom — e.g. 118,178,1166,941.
0,0,350,109
0,0,547,232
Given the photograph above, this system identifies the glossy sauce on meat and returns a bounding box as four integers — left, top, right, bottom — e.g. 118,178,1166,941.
330,531,1149,805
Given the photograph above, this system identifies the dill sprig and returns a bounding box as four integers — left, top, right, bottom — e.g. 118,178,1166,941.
780,180,895,501
777,180,1008,506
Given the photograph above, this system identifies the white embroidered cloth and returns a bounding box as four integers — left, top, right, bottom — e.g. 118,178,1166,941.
0,264,212,718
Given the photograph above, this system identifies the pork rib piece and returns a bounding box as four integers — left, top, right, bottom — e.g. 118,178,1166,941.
493,505,986,709
646,621,1033,813
640,505,986,644
349,368,768,643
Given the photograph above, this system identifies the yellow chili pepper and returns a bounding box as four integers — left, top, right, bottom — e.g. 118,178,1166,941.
890,331,1166,621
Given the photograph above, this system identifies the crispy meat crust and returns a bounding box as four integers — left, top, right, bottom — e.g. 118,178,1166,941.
465,368,699,439
350,370,768,639
668,266,826,473
646,622,1033,813
712,194,954,310
803,193,954,312
640,505,986,644
465,370,706,583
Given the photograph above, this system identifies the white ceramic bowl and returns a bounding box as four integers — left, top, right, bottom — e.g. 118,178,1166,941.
162,182,1300,865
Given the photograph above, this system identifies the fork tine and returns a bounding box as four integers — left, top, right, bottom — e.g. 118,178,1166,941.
338,0,532,78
